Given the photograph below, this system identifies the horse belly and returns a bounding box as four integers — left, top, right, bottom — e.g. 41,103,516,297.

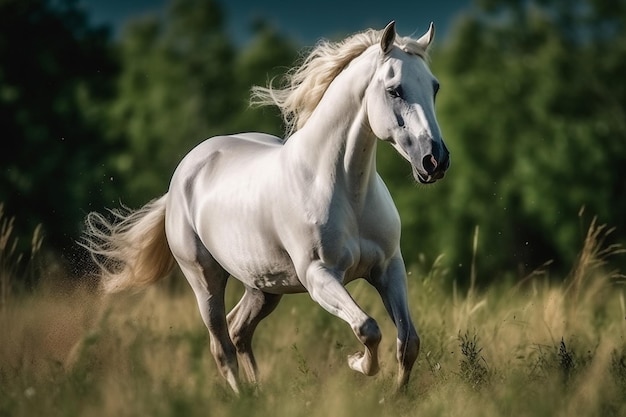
223,242,304,294
250,271,305,294
195,205,305,293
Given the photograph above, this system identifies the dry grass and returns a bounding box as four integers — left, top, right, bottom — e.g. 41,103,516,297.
1,218,625,417
0,204,43,308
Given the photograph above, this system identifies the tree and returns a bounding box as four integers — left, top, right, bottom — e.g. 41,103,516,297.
232,21,299,136
0,0,119,256
383,0,626,281
108,0,238,207
108,0,297,207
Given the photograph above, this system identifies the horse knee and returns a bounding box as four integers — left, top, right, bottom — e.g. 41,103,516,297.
211,338,237,364
229,329,251,353
355,317,382,347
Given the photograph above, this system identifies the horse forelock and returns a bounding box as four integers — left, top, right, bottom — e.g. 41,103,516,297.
250,28,428,138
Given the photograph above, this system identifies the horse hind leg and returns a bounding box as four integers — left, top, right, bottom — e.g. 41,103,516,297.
227,286,282,385
178,259,241,394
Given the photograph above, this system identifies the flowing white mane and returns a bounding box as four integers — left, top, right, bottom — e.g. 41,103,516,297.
251,28,429,137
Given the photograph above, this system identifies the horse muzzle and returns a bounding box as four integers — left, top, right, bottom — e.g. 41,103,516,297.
413,145,450,184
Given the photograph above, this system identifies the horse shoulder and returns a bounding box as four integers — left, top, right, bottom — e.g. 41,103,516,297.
361,176,402,248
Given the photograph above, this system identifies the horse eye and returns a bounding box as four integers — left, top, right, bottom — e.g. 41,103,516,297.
433,81,440,97
387,86,403,99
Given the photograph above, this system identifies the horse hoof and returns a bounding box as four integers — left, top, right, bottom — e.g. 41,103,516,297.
348,351,364,373
348,352,379,376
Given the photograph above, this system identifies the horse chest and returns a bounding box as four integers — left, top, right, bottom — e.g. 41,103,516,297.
301,200,399,280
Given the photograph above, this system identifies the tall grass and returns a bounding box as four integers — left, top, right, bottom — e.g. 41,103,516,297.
0,216,625,417
0,204,43,308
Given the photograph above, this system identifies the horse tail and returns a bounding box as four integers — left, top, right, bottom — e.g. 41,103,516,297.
81,194,175,294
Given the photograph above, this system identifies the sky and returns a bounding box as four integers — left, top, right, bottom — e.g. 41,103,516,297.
79,0,474,46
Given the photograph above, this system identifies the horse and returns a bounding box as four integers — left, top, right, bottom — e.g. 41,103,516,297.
82,21,450,394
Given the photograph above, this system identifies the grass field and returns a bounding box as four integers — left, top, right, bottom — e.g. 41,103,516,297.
1,221,626,417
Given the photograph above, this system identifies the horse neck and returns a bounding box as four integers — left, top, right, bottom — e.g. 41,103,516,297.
286,50,379,204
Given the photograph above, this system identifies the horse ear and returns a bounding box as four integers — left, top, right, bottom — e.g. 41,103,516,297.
416,22,435,50
380,21,396,55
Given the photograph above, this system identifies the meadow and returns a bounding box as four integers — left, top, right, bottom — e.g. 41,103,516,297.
1,219,625,417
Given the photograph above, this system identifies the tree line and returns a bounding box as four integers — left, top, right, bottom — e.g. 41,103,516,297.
1,0,624,283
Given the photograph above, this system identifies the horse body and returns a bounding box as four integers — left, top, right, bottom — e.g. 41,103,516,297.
167,134,401,289
166,133,302,294
83,21,449,394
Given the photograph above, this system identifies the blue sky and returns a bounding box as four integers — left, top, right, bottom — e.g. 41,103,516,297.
79,0,474,45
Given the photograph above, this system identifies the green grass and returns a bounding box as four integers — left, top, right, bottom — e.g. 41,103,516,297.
1,220,626,416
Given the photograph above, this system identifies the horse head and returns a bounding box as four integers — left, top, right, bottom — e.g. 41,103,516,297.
366,21,450,184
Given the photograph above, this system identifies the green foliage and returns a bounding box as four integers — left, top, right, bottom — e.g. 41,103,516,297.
380,0,626,280
0,0,297,259
108,0,297,207
108,0,239,206
457,331,490,389
232,23,299,136
0,0,120,252
2,0,625,284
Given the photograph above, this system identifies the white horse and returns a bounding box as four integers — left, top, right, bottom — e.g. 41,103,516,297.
83,21,449,394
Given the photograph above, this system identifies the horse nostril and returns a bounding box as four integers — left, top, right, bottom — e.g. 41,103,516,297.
422,154,438,174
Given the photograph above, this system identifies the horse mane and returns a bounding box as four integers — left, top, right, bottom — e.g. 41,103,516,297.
250,27,429,138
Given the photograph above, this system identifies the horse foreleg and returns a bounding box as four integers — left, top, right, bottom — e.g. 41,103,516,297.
304,263,382,376
227,287,282,385
372,256,420,389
